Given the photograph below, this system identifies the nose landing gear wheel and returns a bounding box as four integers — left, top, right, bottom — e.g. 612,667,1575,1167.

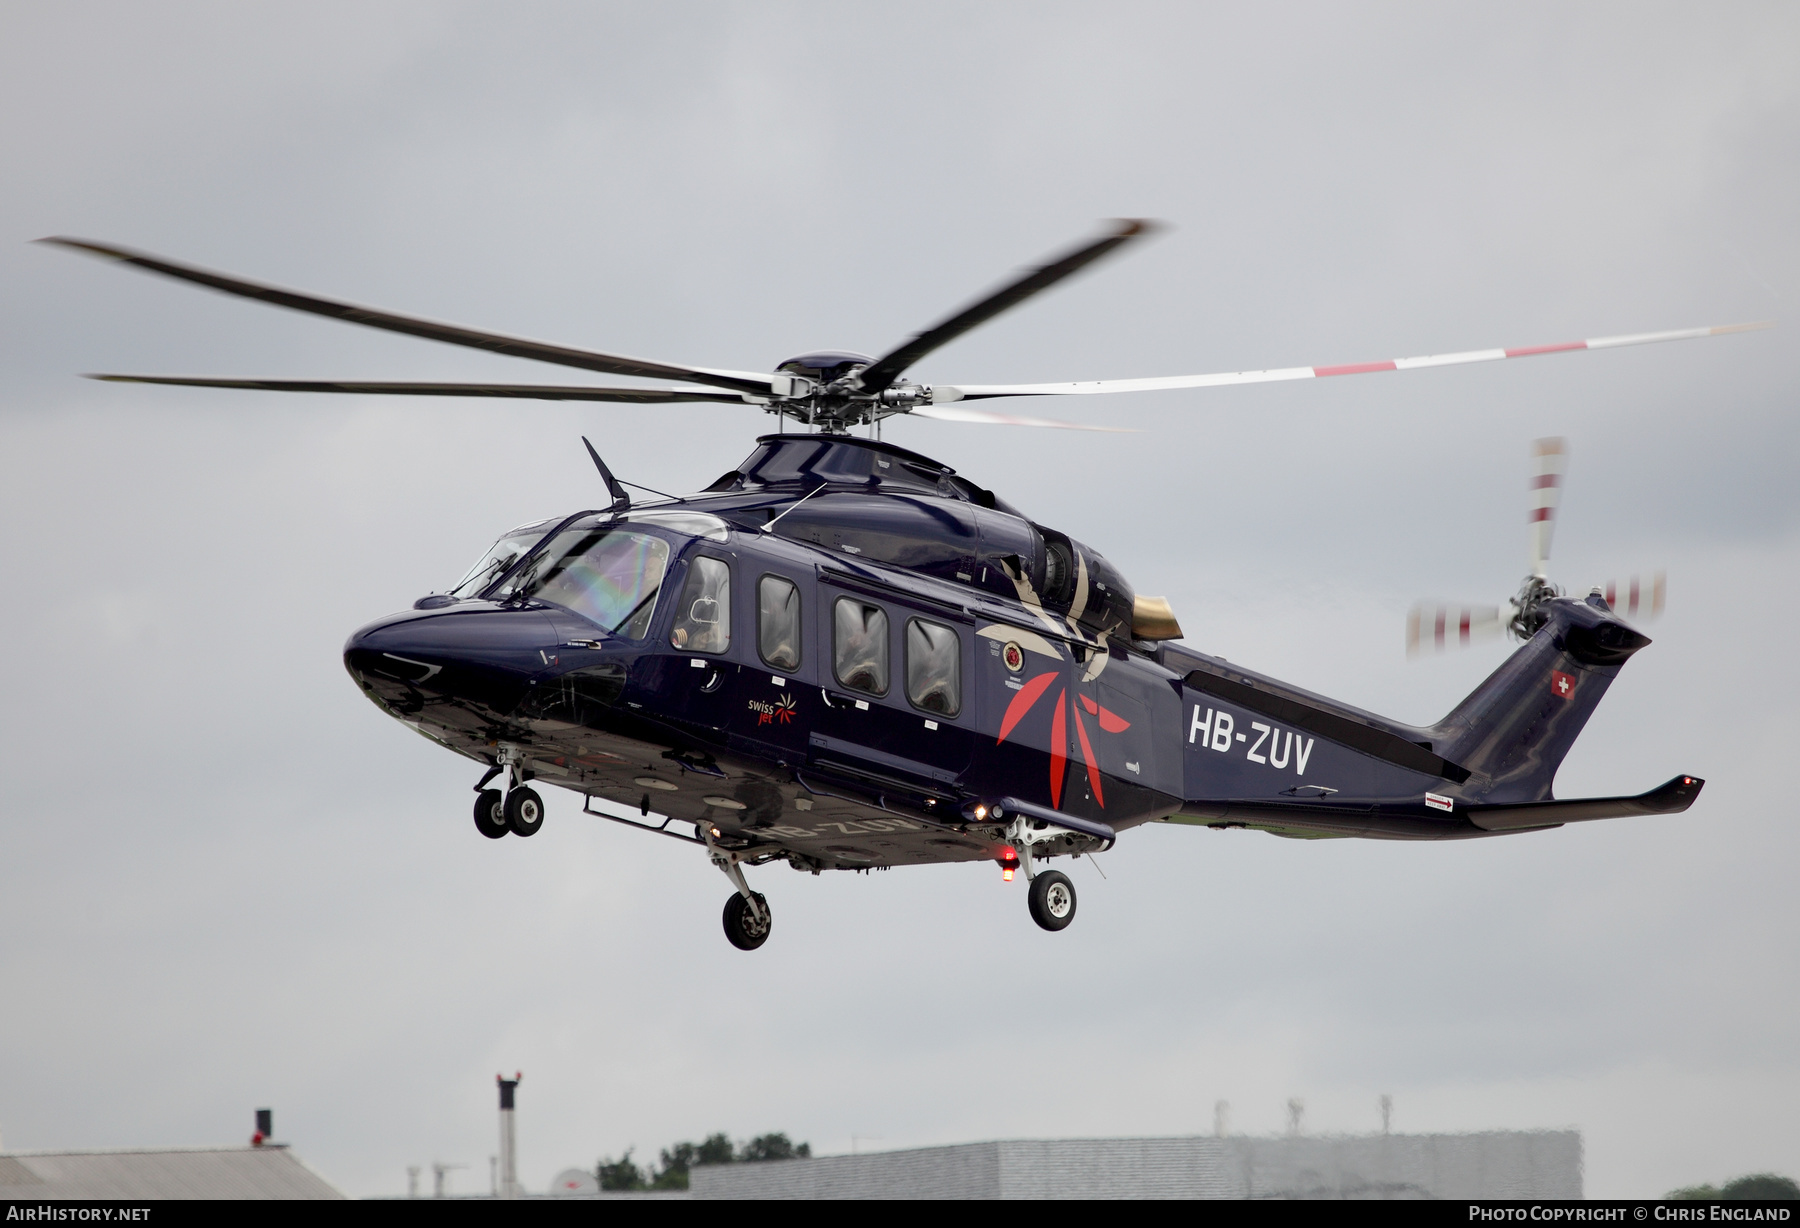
723,891,772,951
1028,870,1076,931
504,786,544,837
473,789,508,839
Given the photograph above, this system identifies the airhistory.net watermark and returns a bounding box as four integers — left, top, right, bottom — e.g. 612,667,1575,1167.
5,1209,150,1221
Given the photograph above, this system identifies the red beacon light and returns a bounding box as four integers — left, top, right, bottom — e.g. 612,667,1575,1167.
998,845,1020,881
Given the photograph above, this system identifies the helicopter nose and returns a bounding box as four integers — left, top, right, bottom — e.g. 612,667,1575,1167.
343,606,561,715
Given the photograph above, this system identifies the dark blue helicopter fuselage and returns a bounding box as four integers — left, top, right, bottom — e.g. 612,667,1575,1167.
343,434,1696,874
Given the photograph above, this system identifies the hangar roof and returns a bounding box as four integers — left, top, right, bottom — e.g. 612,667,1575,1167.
0,1146,344,1200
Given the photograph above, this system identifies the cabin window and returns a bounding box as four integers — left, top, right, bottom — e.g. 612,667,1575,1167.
671,556,731,653
833,598,889,696
758,575,801,671
905,619,961,717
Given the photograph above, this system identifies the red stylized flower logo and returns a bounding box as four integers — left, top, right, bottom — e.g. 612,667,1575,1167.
995,672,1131,807
752,693,797,726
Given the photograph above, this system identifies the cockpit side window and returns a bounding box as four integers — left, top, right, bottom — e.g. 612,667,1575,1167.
671,556,731,653
905,619,961,717
451,529,546,599
758,575,801,672
833,598,889,696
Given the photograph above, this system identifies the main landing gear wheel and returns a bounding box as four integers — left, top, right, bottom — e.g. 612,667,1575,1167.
504,786,544,837
723,891,772,951
473,789,508,839
1029,870,1077,931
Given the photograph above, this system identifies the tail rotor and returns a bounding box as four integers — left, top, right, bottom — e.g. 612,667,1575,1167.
1407,437,1665,657
1406,603,1508,657
1528,436,1567,579
1596,571,1667,621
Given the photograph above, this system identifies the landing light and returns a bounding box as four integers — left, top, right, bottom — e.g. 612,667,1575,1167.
972,804,988,820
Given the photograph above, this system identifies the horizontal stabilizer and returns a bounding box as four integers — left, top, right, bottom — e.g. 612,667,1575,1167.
1465,774,1703,832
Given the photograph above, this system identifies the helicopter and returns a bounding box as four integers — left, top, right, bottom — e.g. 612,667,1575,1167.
42,222,1765,949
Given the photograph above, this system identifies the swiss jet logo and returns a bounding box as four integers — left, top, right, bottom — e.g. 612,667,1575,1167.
1551,670,1576,700
996,672,1131,808
748,693,796,725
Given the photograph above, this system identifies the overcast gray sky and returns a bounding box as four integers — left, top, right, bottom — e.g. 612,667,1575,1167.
1,1,1795,1199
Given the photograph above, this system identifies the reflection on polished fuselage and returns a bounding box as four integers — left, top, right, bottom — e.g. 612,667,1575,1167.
343,433,1675,882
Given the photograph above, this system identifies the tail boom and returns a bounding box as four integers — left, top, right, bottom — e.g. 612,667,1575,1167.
1158,594,1688,840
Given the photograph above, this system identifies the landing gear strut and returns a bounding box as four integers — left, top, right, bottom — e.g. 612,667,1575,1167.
472,748,545,838
999,809,1083,932
706,828,772,951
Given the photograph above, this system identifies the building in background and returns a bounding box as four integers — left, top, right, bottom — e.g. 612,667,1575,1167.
687,1132,1582,1200
0,1147,343,1200
0,1109,343,1200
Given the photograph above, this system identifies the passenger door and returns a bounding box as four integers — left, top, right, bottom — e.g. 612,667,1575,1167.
666,548,743,741
730,570,813,766
809,583,972,802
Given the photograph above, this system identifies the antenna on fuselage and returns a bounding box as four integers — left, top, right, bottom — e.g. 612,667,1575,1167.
581,436,630,513
762,479,827,533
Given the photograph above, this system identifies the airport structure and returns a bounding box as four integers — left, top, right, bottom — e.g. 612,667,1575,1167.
0,1097,1579,1199
684,1131,1583,1200
0,1146,343,1200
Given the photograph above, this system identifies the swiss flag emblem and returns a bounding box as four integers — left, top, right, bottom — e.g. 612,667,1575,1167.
1551,670,1576,699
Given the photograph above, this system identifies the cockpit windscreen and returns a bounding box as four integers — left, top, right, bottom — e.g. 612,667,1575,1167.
451,526,551,599
493,528,671,638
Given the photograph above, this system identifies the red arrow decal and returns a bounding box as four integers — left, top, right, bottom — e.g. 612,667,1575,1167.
1073,703,1104,807
997,670,1057,744
1079,692,1132,733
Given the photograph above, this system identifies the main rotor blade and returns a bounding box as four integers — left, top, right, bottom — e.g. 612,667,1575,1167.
1528,436,1567,578
85,375,746,403
932,321,1774,402
41,238,776,397
908,403,1133,432
856,219,1159,395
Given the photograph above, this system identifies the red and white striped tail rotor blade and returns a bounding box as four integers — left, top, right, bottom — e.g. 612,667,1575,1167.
1407,602,1507,657
1596,570,1667,621
1528,436,1567,578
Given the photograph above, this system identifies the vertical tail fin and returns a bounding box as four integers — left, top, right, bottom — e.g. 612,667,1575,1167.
1429,595,1649,804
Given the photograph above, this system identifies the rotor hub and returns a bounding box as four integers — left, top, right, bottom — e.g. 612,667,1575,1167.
764,351,931,431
